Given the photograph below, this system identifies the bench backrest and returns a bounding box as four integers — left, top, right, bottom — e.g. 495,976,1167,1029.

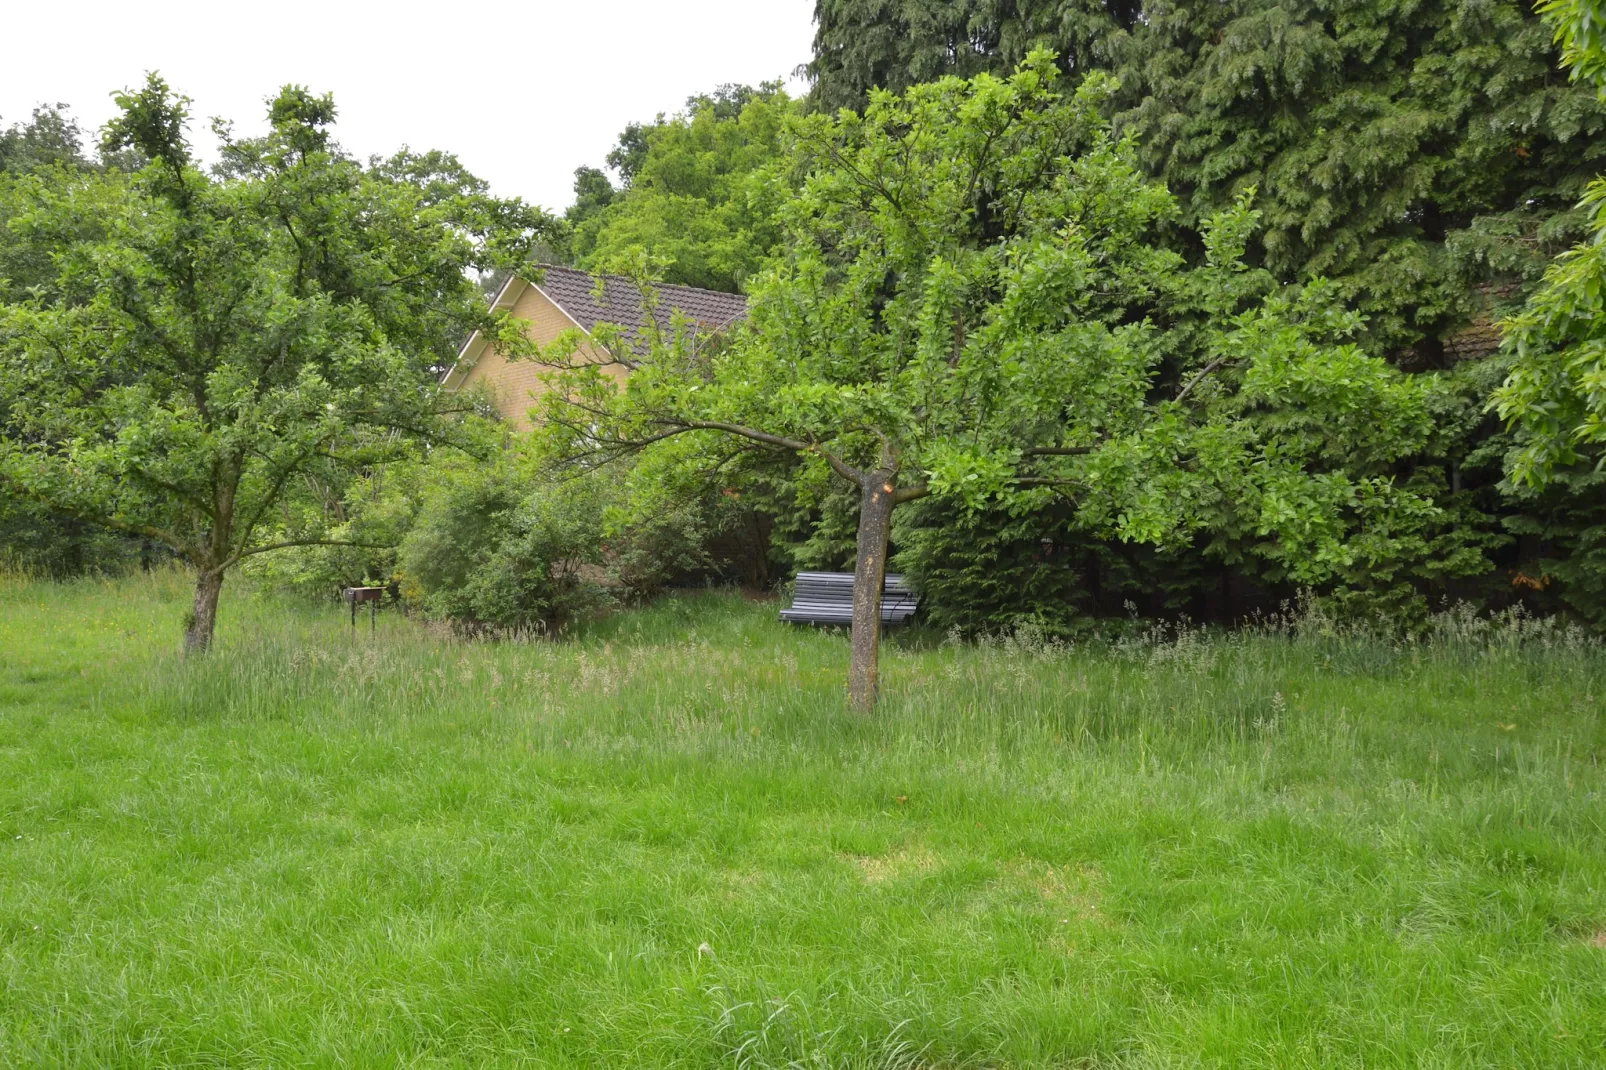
779,572,918,626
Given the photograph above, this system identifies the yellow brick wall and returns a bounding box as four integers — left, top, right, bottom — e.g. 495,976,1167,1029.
456,283,626,430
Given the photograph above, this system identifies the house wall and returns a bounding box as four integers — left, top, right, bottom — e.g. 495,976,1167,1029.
455,282,626,430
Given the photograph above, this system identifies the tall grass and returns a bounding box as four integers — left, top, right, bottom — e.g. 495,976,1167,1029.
147,577,1606,774
2,569,1604,1067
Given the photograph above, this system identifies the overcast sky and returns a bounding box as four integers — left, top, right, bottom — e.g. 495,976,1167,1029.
0,0,817,212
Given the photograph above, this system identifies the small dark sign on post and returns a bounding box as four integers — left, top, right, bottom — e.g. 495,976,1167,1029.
343,586,385,633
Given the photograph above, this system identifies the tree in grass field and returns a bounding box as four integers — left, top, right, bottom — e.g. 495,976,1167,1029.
536,54,1439,710
0,75,554,651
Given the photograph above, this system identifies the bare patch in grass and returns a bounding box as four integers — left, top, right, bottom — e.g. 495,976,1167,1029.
998,858,1107,924
846,845,939,885
714,868,767,903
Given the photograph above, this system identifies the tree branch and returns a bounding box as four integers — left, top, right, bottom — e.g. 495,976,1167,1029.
1174,355,1235,405
664,419,814,453
631,418,867,487
0,471,198,565
123,463,214,514
224,538,395,569
230,435,336,556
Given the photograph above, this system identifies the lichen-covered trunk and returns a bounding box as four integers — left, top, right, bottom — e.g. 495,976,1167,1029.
848,472,896,712
184,569,224,655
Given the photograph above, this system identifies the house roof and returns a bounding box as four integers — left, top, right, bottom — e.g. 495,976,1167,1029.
530,264,748,354
442,266,747,391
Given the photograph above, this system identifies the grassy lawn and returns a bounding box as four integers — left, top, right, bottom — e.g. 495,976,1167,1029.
1,570,1604,1067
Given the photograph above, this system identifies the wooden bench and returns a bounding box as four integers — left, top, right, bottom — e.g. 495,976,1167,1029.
778,571,919,627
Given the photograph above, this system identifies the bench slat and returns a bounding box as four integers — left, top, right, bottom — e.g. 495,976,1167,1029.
779,571,919,627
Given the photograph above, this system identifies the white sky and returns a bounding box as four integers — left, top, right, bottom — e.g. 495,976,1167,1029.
0,0,817,212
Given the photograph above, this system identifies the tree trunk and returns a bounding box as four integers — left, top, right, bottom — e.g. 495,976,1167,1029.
184,568,224,655
848,471,896,712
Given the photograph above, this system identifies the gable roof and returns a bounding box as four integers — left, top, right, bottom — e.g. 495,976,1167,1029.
531,264,748,354
442,266,747,391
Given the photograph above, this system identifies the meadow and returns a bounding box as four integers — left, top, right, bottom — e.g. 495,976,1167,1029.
1,569,1604,1068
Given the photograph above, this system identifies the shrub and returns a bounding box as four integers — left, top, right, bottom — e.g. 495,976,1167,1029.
596,443,719,600
399,452,609,635
894,497,1087,638
0,493,153,577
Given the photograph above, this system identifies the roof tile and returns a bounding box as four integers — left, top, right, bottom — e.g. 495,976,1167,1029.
528,264,747,355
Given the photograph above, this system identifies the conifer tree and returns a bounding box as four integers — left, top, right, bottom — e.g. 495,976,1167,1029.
808,0,1606,356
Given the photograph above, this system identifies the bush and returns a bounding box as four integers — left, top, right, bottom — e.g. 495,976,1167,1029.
235,419,762,629
399,452,610,635
596,444,719,600
0,493,154,577
894,497,1087,638
589,434,796,597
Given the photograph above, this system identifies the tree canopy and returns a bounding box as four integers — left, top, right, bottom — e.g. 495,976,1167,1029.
0,75,554,649
0,104,91,175
1495,0,1606,483
564,83,798,293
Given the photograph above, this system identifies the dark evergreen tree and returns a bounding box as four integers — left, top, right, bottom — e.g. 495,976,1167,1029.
810,1,1138,114
809,0,1606,356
